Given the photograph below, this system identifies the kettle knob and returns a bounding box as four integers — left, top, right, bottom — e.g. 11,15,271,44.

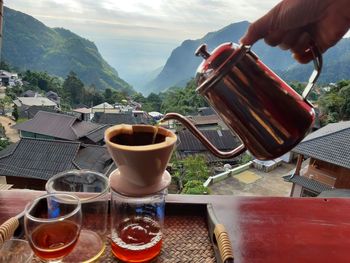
195,44,211,59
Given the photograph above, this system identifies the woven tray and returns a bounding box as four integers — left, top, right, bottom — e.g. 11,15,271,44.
31,204,216,262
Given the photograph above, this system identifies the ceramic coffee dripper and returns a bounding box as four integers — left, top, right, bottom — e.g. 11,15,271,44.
105,124,177,196
162,42,323,160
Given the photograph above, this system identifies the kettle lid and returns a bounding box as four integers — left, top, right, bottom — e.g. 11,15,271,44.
194,42,247,92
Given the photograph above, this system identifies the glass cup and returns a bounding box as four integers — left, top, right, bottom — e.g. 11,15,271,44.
24,193,82,263
45,170,109,263
110,189,167,263
0,239,34,263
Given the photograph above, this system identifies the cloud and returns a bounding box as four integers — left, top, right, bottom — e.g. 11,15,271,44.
6,0,280,40
5,0,281,84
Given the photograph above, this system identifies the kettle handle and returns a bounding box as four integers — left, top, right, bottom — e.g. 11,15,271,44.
301,45,323,99
161,113,246,159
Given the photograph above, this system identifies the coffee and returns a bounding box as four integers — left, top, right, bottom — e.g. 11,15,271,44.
110,132,166,146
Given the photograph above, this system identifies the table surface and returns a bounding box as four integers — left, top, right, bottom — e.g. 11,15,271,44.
1,190,350,263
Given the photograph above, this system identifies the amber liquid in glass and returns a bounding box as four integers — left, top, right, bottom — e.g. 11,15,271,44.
30,221,79,261
111,217,162,262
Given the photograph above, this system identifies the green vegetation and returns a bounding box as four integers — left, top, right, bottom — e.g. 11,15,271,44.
318,80,350,125
182,180,210,195
0,139,9,151
3,7,133,93
172,155,210,195
239,152,253,165
160,79,208,115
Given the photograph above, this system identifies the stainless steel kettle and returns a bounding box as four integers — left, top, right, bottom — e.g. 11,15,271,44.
162,42,322,160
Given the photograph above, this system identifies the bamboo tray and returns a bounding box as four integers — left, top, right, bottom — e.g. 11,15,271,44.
3,202,232,263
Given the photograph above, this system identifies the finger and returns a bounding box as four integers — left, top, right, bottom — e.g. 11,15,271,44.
264,29,285,46
240,14,273,45
278,29,303,50
240,1,284,45
290,32,313,54
293,49,314,64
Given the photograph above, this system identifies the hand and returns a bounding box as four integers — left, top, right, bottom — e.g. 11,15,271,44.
240,0,350,63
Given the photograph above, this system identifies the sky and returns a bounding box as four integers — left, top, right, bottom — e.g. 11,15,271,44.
6,0,282,85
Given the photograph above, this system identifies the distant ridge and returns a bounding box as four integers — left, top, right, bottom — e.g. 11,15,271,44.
142,21,350,95
2,6,134,93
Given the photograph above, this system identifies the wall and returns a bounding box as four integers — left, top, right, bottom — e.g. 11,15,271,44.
309,159,350,188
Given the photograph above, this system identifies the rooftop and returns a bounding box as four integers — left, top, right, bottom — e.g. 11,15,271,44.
14,97,57,107
0,138,113,180
293,121,350,169
13,111,102,141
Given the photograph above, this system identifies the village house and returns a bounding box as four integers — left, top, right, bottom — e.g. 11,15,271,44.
92,111,151,125
175,129,241,165
91,102,116,114
13,111,102,142
0,70,22,86
13,96,58,111
0,137,114,190
284,121,350,197
72,107,92,121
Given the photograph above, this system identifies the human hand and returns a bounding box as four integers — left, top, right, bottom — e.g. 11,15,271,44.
240,0,350,63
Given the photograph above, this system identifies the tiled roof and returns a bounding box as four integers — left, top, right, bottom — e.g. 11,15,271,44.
189,115,220,126
16,97,57,107
73,107,91,114
283,174,333,193
176,129,240,151
198,107,216,116
0,138,113,180
293,121,350,169
0,138,79,180
74,144,113,174
85,125,111,143
93,112,139,125
72,120,101,138
13,111,101,140
20,106,57,119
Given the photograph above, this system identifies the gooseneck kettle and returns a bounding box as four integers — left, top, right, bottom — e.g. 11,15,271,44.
162,42,322,160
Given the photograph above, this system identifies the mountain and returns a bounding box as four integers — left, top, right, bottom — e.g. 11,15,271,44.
2,7,133,93
143,21,350,95
280,38,350,83
142,21,295,95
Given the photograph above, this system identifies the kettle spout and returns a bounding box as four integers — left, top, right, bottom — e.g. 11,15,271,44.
159,112,246,159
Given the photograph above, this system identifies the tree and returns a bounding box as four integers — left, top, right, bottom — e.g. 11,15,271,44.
12,105,19,121
161,79,208,115
0,96,12,115
63,71,85,105
0,61,11,71
339,84,350,120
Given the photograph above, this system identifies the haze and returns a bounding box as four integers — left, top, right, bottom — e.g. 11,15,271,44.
6,0,282,87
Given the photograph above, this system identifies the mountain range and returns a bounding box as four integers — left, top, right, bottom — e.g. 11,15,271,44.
142,21,350,95
3,7,349,96
2,7,133,93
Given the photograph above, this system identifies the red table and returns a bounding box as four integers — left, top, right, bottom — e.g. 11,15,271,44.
1,190,349,263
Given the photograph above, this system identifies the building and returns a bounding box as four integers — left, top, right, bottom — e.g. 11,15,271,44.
14,96,58,109
46,91,61,106
284,121,350,197
175,129,241,164
0,70,22,86
73,107,92,121
93,112,150,125
0,138,114,190
13,111,102,141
